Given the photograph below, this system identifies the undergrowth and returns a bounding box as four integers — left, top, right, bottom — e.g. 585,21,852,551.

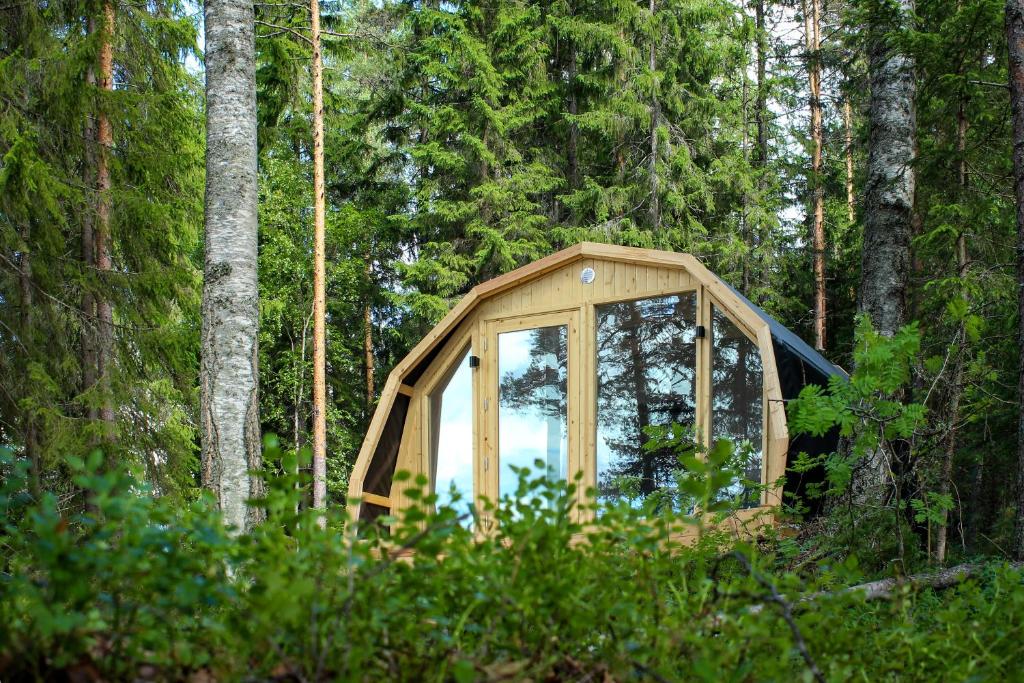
1,439,1022,682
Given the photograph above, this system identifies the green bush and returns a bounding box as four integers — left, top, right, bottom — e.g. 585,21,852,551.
1,442,1022,682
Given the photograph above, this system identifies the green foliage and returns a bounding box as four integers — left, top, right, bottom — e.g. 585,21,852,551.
789,316,925,497
2,443,1023,681
0,0,203,498
640,423,769,518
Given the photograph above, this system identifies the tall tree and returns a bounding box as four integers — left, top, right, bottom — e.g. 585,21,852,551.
935,5,972,564
202,0,265,530
94,0,116,437
855,0,917,497
1007,0,1024,561
310,0,328,512
803,0,826,351
858,0,916,338
2,0,203,500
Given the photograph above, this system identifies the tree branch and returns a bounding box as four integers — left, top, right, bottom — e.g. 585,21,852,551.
255,19,312,45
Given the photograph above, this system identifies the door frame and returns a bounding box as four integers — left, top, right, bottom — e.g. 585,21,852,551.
482,309,582,520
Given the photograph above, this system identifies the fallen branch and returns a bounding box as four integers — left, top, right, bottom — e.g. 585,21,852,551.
746,561,1023,616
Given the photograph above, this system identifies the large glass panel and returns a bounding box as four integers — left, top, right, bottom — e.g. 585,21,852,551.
497,325,569,502
595,294,697,510
429,347,474,515
711,306,764,508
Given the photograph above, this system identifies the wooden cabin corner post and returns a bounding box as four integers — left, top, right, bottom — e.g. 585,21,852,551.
757,325,789,509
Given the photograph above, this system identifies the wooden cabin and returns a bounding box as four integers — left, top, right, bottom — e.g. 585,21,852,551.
348,243,843,528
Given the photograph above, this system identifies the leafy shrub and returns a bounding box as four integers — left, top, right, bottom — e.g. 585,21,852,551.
787,317,931,573
1,442,1022,682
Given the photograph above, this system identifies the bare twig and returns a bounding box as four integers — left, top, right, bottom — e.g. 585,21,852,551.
731,551,826,683
255,19,312,45
968,79,1010,90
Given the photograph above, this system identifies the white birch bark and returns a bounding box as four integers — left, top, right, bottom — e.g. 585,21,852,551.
201,0,264,531
856,0,917,499
859,0,916,338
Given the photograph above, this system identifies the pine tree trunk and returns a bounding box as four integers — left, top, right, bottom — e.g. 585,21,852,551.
804,0,826,351
201,0,264,531
310,0,328,513
1005,0,1024,561
364,300,375,407
82,37,98,424
856,0,917,498
95,0,115,438
936,85,971,565
844,97,855,223
648,0,660,231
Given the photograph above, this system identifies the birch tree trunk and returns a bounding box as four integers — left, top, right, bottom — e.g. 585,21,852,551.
201,0,264,531
310,0,328,513
859,0,916,338
856,0,917,498
1005,0,1024,561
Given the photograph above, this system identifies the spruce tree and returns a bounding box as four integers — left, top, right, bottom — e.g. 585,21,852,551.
0,0,204,500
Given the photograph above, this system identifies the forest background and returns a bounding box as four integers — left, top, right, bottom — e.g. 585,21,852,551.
5,0,1024,678
4,0,1018,551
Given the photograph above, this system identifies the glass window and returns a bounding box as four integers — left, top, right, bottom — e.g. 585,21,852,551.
497,325,568,503
711,306,763,508
595,294,697,509
429,347,474,515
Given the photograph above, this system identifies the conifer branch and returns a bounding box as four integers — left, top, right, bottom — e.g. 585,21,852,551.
255,19,312,45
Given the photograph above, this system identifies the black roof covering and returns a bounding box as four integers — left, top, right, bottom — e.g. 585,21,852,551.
716,277,847,391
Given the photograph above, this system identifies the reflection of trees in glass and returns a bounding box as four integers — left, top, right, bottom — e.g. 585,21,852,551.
595,295,696,507
711,306,763,508
498,326,568,490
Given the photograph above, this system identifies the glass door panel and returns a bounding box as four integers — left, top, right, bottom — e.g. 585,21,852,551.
711,305,764,508
594,293,697,510
496,324,570,504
